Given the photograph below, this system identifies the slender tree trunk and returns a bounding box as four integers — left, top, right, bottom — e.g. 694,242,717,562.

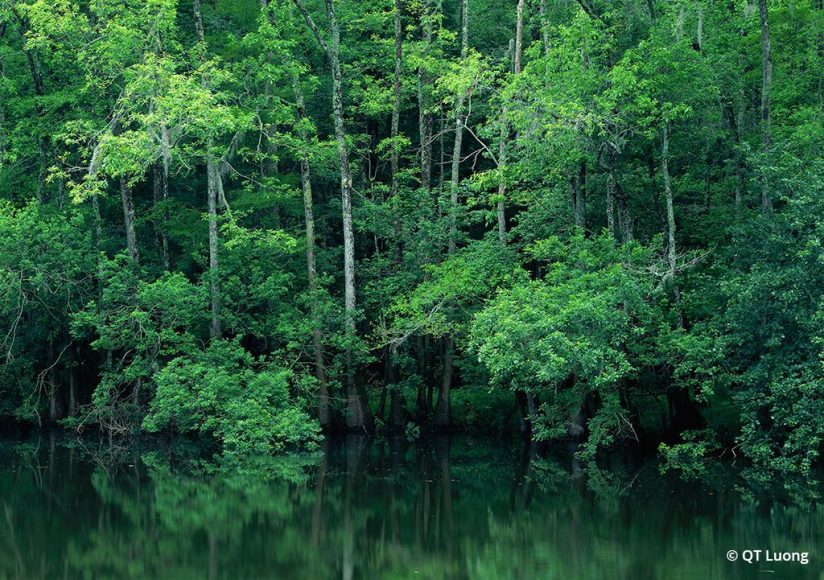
539,0,551,54
515,0,525,74
496,0,524,246
320,0,374,432
388,0,406,431
496,40,512,245
759,0,773,213
152,162,170,270
68,360,77,418
48,339,58,422
617,183,633,243
496,125,507,244
436,0,468,427
725,99,744,215
418,1,435,192
434,339,453,427
662,124,683,327
10,7,48,203
273,0,331,426
119,178,140,264
569,160,587,230
605,139,632,243
438,106,445,196
391,0,403,202
193,0,205,42
415,3,436,422
415,335,428,420
193,0,222,340
206,159,222,339
292,80,331,428
606,188,617,238
447,0,469,255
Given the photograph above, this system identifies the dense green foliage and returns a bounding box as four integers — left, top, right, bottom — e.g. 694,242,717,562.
0,0,822,467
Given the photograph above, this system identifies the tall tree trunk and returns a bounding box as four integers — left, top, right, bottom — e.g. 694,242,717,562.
418,1,435,192
606,140,631,243
575,159,587,229
152,162,170,270
269,0,330,425
434,339,453,427
10,7,48,203
758,0,773,213
68,358,77,418
206,159,222,339
539,0,551,54
496,124,508,245
725,99,744,215
514,0,525,74
293,79,331,428
606,186,617,238
193,0,222,340
119,178,140,264
496,40,513,245
436,0,469,427
388,0,406,431
48,339,58,422
496,0,524,246
662,124,683,327
415,2,436,421
324,0,374,432
447,0,469,255
617,183,633,243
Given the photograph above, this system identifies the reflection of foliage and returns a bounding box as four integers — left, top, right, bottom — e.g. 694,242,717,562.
658,429,720,479
2,438,824,579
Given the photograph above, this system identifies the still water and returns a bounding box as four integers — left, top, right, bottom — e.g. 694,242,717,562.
0,434,821,580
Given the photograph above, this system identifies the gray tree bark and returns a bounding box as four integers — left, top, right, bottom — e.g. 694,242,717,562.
418,1,435,192
388,0,405,431
662,124,683,327
292,0,374,431
435,0,469,427
759,0,773,213
325,0,373,432
193,0,223,340
119,178,140,264
152,161,170,270
293,77,331,429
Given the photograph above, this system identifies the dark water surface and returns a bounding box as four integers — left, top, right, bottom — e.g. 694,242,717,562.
0,434,821,579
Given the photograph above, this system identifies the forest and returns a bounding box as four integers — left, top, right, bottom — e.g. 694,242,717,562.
0,0,822,474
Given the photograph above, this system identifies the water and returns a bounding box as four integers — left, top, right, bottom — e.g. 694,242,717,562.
0,434,820,579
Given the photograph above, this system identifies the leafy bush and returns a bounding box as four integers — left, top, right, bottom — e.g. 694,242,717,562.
143,340,320,455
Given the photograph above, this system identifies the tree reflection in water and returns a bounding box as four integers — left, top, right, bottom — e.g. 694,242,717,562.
0,435,821,579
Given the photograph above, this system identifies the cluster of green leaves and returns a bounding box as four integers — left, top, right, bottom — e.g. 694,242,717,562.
143,339,320,455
